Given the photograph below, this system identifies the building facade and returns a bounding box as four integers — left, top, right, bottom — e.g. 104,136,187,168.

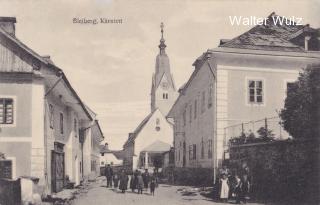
0,17,104,194
167,13,320,182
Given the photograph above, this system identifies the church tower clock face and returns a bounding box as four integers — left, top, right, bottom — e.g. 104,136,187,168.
161,82,169,90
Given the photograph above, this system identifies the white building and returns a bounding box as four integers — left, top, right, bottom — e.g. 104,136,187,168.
167,13,320,183
0,17,104,194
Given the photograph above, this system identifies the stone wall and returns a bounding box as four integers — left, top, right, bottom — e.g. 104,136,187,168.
228,138,320,203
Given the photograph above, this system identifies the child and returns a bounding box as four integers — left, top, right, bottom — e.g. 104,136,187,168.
150,176,156,196
113,173,119,189
234,175,242,204
220,174,229,203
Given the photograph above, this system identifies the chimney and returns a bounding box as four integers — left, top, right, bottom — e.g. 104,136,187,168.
0,17,16,36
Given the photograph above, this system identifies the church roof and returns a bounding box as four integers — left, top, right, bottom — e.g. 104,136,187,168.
152,22,176,91
220,12,318,51
141,140,171,153
123,109,157,147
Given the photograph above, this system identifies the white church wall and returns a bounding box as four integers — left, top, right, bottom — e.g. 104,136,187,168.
133,109,173,170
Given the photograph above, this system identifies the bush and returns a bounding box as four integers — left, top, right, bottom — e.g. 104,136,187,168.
229,127,275,145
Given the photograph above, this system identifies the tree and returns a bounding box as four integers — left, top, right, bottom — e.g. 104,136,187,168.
280,64,320,139
257,127,274,142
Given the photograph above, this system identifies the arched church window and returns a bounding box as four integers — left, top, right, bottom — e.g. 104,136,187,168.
156,118,160,125
163,93,168,99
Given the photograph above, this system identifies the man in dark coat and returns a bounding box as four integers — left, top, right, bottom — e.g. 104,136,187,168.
142,169,150,189
105,164,113,187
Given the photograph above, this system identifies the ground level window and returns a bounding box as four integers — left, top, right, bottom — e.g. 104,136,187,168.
192,144,197,160
0,98,14,124
208,139,213,159
0,160,13,179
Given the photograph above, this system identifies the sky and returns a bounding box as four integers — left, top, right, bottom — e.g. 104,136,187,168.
0,0,319,149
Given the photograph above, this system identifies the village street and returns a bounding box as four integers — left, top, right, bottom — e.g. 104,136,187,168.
71,177,267,205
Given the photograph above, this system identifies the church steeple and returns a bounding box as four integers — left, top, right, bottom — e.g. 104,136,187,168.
151,22,178,116
159,22,166,55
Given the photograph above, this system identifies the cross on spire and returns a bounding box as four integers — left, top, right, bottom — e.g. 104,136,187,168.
159,22,166,54
160,22,164,39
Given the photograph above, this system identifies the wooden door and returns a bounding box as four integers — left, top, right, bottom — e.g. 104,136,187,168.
51,151,64,193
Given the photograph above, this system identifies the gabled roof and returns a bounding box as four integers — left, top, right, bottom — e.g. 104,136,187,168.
141,140,171,153
100,144,111,153
100,145,125,160
0,27,48,66
123,109,157,147
0,23,93,121
220,12,317,51
112,150,125,159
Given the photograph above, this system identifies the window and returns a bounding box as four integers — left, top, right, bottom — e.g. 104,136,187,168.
208,139,213,159
201,139,204,159
286,82,295,95
59,113,64,134
189,104,192,123
201,91,206,113
0,160,12,179
0,98,14,124
74,118,77,137
248,80,263,104
189,145,192,160
208,84,213,108
163,93,168,99
91,160,96,171
183,110,186,126
49,104,54,128
194,99,197,119
193,144,197,160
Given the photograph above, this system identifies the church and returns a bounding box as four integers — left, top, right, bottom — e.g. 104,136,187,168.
122,23,178,172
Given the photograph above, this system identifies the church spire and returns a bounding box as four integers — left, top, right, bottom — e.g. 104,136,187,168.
159,22,166,55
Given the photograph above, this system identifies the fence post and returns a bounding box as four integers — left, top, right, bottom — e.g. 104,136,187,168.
241,123,244,135
265,118,268,138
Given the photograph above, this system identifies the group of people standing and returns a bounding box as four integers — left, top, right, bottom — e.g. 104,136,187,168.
105,164,129,193
129,169,157,196
219,165,250,204
104,164,157,195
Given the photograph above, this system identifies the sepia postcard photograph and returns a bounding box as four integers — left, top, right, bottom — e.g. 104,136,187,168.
0,0,319,205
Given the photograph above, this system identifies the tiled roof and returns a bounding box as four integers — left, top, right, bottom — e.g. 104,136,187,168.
220,13,317,51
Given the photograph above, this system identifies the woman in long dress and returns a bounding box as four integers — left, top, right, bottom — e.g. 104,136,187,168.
137,172,144,194
119,170,129,193
220,174,230,203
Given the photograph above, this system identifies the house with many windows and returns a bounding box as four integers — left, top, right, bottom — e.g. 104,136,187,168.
0,17,104,194
167,13,320,183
